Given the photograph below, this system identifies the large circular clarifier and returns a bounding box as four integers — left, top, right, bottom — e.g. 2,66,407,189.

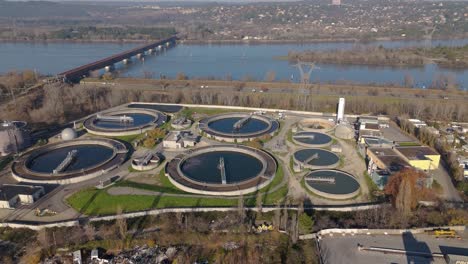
180,151,263,184
84,108,166,136
293,131,332,147
27,144,113,173
208,117,269,134
293,148,340,171
166,145,277,196
11,138,128,184
305,170,360,200
92,113,155,129
199,113,279,142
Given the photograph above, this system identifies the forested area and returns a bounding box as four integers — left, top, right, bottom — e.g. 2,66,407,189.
286,45,468,69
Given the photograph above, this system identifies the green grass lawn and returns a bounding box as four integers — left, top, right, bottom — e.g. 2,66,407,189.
118,170,189,195
67,188,238,216
67,161,288,216
397,141,421,147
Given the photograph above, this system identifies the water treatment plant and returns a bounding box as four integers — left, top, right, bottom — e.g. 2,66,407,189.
166,145,277,195
198,113,279,142
0,100,380,225
304,170,361,200
83,108,166,136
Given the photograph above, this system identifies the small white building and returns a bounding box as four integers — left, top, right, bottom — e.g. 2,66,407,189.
408,119,427,128
0,184,44,209
163,131,197,149
73,250,82,264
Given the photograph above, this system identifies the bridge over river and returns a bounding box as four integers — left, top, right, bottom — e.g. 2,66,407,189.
57,35,177,83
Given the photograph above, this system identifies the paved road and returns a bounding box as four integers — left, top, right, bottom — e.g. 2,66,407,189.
430,165,462,202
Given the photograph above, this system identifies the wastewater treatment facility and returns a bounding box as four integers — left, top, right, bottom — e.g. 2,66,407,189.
0,97,467,264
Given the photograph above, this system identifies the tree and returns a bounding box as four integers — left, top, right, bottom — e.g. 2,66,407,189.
143,137,156,148
404,74,414,88
256,191,263,214
176,72,188,80
147,128,166,139
384,168,435,214
298,213,314,234
116,207,127,241
264,71,276,82
237,195,245,224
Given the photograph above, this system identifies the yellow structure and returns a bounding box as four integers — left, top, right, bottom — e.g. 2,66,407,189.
395,146,440,171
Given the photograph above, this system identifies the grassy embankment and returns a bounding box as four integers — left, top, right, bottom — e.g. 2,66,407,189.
67,163,287,216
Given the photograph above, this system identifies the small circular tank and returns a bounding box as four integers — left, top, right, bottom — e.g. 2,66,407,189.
335,124,354,139
61,128,77,141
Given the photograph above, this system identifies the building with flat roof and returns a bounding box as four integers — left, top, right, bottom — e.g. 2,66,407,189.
367,147,410,189
163,131,198,149
0,184,45,209
395,146,440,171
408,119,427,128
358,129,383,144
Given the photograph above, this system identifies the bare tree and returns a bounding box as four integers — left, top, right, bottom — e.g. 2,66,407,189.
116,206,127,241
237,195,245,224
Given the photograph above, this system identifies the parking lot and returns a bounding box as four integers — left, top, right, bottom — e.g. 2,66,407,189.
319,231,468,264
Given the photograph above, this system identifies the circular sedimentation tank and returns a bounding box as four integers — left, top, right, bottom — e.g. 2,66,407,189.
304,170,360,200
298,118,335,132
334,124,354,140
11,138,128,184
293,148,340,171
166,145,277,196
292,131,333,147
83,108,166,137
198,113,279,142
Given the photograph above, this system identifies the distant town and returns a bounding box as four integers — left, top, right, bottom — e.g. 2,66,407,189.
0,0,466,42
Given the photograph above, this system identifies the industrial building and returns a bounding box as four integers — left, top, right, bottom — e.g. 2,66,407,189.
163,131,197,149
366,147,410,189
366,145,440,189
0,184,45,209
394,146,440,171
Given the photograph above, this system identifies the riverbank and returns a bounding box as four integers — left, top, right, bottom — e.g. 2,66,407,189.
179,35,468,45
2,35,468,45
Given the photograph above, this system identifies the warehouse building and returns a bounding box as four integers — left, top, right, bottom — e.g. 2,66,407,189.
0,184,45,209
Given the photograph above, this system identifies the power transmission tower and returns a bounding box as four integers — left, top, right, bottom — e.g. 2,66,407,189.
423,25,436,49
294,61,317,94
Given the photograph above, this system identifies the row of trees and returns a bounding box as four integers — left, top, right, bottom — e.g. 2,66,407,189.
2,82,468,130
0,70,38,102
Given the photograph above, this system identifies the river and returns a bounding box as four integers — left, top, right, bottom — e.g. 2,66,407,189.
1,39,467,89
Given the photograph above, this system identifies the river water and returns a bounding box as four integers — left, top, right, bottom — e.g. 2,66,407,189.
1,39,467,88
